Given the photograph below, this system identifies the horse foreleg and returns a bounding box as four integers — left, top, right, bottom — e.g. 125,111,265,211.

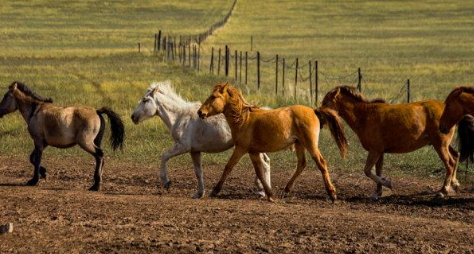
26,145,43,186
449,145,461,192
210,147,246,197
190,152,205,199
371,154,385,201
254,153,271,198
283,143,306,196
78,141,104,191
160,144,189,191
364,152,391,192
249,153,274,202
434,145,455,197
30,149,47,180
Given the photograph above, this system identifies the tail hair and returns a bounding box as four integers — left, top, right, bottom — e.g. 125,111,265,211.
457,114,474,162
315,107,348,158
97,107,125,151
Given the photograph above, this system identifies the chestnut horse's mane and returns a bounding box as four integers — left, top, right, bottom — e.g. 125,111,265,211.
10,81,53,103
215,83,259,124
446,86,474,100
337,86,386,104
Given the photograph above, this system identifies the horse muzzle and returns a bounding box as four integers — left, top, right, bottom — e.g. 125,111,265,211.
197,110,207,119
130,114,139,124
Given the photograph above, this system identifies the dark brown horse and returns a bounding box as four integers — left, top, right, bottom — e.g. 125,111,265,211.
0,82,125,190
322,86,459,199
198,83,348,202
440,86,474,163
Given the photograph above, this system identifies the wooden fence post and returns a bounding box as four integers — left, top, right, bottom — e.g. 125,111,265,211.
188,44,191,66
138,42,141,53
257,52,261,90
245,51,248,85
157,31,162,52
218,48,221,75
225,45,229,77
239,51,242,83
163,37,167,51
235,50,238,81
294,58,298,101
407,79,411,103
275,54,279,95
315,60,318,106
282,58,285,96
182,45,186,66
210,47,214,74
357,68,362,92
309,60,312,105
197,38,201,72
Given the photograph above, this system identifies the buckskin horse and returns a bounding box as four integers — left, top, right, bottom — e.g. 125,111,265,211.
322,86,459,199
197,83,348,202
0,81,124,191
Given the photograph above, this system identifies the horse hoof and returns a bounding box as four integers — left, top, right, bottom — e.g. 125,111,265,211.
268,196,276,203
452,184,461,193
330,194,337,203
435,192,446,199
163,181,172,192
39,167,47,180
26,178,39,186
88,185,100,191
384,179,393,189
256,191,266,198
370,194,380,201
192,192,205,199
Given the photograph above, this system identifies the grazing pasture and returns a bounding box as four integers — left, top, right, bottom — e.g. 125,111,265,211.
1,0,474,252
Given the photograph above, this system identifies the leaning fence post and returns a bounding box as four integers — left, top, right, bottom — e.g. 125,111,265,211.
309,60,312,105
407,79,411,103
245,51,248,84
275,54,279,95
282,58,286,96
257,52,261,90
218,48,221,75
225,45,229,77
357,68,362,92
294,58,298,101
157,31,162,52
315,60,318,106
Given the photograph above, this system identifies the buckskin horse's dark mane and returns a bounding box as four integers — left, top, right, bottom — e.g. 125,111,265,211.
10,81,53,103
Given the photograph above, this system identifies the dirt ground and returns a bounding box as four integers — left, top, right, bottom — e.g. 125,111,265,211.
1,156,474,253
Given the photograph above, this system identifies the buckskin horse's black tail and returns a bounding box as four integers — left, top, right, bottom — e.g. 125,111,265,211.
97,107,125,151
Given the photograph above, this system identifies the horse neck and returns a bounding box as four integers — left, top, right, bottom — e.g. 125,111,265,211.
14,93,38,123
335,96,367,130
154,94,190,130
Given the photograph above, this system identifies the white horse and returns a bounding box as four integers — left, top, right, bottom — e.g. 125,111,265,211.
131,81,271,198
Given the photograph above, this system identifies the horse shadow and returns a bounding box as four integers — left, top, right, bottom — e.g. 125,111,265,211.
0,182,27,187
344,192,474,207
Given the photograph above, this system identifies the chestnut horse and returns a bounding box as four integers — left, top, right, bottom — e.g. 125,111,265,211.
322,86,459,199
197,83,348,202
0,82,125,190
440,87,474,163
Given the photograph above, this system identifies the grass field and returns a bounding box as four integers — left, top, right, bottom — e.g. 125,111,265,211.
0,0,473,181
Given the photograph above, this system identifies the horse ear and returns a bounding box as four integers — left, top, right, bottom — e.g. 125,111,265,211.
219,83,229,94
333,88,341,99
10,82,18,91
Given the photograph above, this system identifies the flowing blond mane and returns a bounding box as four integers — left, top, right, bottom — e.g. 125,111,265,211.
213,83,259,124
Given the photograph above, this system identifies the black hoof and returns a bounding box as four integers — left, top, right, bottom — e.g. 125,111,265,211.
164,181,172,192
88,185,100,191
39,167,47,180
26,178,39,186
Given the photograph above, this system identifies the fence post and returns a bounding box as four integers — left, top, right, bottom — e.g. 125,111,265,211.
210,47,214,74
225,45,229,77
309,60,312,105
294,58,298,101
251,36,253,51
188,44,191,66
282,58,285,96
182,45,186,66
245,51,248,85
239,51,242,83
357,67,362,92
315,60,318,106
197,38,201,72
257,52,261,90
138,42,141,53
407,79,411,103
163,37,167,51
157,31,162,52
275,54,279,95
174,37,177,60
218,48,221,75
235,50,238,81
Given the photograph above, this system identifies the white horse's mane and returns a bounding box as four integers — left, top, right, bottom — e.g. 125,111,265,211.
148,81,200,111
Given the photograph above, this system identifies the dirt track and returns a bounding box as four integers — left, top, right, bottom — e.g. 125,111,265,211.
1,156,474,253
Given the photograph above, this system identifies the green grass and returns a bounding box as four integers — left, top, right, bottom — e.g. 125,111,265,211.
0,0,473,181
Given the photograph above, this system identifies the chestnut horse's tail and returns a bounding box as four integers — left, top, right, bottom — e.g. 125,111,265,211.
457,115,474,162
314,107,348,158
97,107,125,151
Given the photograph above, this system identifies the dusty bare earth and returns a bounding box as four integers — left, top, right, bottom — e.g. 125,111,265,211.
1,156,474,253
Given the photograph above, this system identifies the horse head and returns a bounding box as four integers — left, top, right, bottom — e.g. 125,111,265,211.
440,87,465,134
198,82,231,119
131,85,160,124
0,82,19,118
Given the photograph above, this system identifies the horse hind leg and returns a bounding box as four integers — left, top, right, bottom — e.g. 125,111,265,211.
77,140,104,191
371,154,385,201
249,153,274,202
283,142,306,197
26,144,44,186
255,153,271,198
190,152,205,199
434,145,455,197
30,150,47,180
